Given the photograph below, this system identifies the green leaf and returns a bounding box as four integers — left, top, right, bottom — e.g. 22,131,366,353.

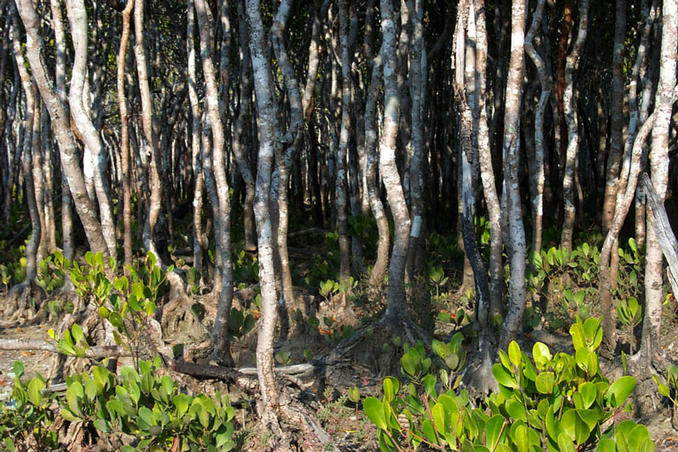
505,399,527,422
578,382,597,409
492,364,517,389
508,341,522,367
532,342,552,370
93,418,110,433
364,397,388,431
485,415,505,450
138,406,154,428
383,377,399,402
557,432,576,452
535,372,555,394
511,424,529,452
598,438,616,452
605,376,637,408
27,377,45,405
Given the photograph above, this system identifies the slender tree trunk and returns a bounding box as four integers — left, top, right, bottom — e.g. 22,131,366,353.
134,0,163,260
639,0,676,367
365,50,390,286
498,0,528,350
525,0,549,256
560,0,589,252
602,0,627,234
556,0,573,166
234,2,257,253
380,0,412,323
194,0,234,365
635,0,659,250
405,0,426,278
271,0,303,311
187,0,204,282
117,0,135,270
66,0,117,260
472,0,504,318
246,0,283,433
14,0,110,260
9,19,40,297
336,0,352,285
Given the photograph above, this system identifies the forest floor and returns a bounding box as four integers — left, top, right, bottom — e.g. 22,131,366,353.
2,309,678,451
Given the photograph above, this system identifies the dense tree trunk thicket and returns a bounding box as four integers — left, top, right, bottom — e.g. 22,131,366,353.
2,0,678,433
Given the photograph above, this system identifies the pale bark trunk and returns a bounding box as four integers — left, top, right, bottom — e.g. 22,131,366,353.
525,0,549,256
246,0,282,429
31,104,46,263
635,0,658,250
10,20,39,288
271,0,303,310
365,51,390,286
187,0,204,281
40,109,56,253
15,0,110,260
600,100,672,353
473,0,504,318
560,0,589,252
117,0,135,269
639,0,676,366
380,0,411,323
134,0,162,259
194,0,235,366
66,0,117,260
336,0,352,285
602,0,627,234
498,0,528,350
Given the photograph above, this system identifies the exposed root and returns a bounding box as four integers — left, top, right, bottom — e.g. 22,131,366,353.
3,281,45,323
159,271,202,339
461,334,498,403
321,315,431,388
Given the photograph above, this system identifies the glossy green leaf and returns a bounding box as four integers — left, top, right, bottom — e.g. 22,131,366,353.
508,341,522,367
364,397,388,431
605,376,636,408
536,372,554,394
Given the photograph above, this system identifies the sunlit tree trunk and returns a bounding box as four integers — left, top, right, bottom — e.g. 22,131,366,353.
246,0,284,433
560,0,588,252
271,0,303,310
15,0,110,260
194,0,234,365
66,0,116,260
9,17,40,301
635,0,659,250
117,0,135,269
234,2,257,254
472,0,504,318
498,0,528,350
364,49,390,286
380,0,412,323
639,0,676,367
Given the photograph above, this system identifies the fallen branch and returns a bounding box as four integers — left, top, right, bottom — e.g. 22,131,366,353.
171,360,259,391
171,360,316,391
0,338,132,358
641,173,678,297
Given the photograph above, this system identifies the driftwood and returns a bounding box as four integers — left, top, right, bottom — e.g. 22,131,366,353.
641,173,678,296
171,360,316,391
0,338,132,358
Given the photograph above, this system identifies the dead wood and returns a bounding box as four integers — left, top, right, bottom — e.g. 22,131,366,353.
0,338,132,358
641,172,678,296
